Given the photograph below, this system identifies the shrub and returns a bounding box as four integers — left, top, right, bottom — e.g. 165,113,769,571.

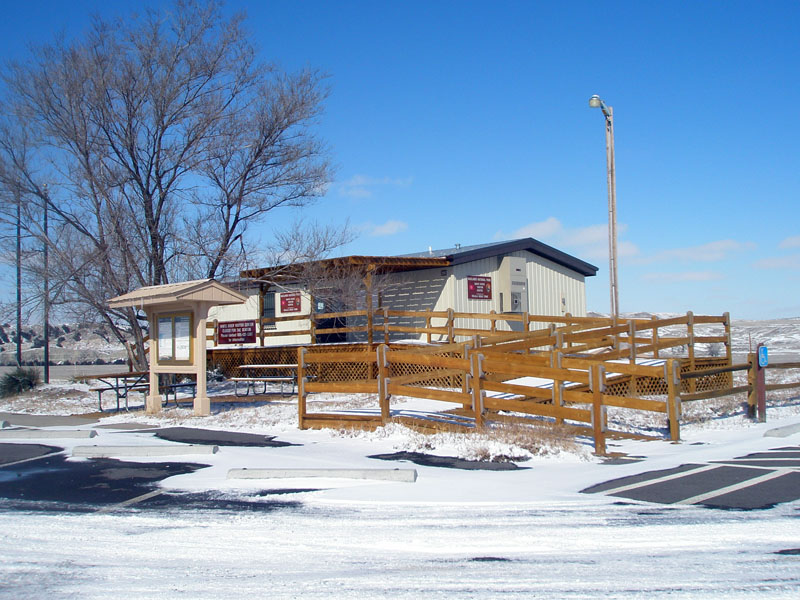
0,367,41,397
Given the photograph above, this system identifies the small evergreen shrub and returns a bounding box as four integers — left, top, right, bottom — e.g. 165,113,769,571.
0,367,41,397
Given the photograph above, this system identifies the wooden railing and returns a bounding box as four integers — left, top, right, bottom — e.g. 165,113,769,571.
297,342,686,454
207,309,733,366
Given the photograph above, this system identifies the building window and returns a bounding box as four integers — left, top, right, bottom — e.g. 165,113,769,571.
261,292,276,329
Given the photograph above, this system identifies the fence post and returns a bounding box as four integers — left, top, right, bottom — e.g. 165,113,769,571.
297,347,307,429
589,364,607,455
383,307,390,344
377,344,390,423
629,320,638,394
651,315,660,358
747,351,756,418
552,351,564,425
470,352,484,428
686,311,696,395
490,310,497,334
723,311,733,387
447,308,455,344
665,359,681,442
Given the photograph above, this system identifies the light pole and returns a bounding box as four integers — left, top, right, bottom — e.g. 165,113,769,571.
589,94,619,319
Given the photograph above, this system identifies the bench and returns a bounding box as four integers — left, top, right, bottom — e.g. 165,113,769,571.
233,364,298,397
160,382,197,406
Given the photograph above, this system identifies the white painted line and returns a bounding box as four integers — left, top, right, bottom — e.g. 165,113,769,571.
0,451,64,468
72,444,218,458
95,489,165,514
596,464,719,496
227,468,418,483
675,469,790,505
0,429,98,439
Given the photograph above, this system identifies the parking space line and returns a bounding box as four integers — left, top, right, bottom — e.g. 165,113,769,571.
596,464,719,496
675,469,790,505
95,489,164,513
0,451,63,469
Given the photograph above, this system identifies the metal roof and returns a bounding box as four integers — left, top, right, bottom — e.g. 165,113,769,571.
239,238,597,282
402,238,598,277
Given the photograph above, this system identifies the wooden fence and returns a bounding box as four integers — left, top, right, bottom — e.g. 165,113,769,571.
297,340,688,455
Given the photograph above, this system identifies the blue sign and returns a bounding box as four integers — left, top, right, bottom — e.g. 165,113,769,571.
758,346,769,368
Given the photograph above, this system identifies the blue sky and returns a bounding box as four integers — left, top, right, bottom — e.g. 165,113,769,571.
1,0,798,319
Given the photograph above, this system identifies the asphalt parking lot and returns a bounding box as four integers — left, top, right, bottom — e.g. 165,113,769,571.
582,446,800,510
3,412,800,512
0,415,311,513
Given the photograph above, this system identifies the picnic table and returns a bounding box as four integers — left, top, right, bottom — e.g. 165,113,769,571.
231,364,298,397
77,371,197,412
77,371,149,412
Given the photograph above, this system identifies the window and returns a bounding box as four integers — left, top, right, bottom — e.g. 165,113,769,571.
261,292,276,329
156,313,193,364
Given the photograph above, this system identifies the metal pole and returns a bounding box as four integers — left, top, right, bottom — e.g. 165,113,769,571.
16,190,22,367
604,107,619,319
42,185,50,384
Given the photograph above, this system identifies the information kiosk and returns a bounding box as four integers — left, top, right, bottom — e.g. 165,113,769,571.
108,279,247,416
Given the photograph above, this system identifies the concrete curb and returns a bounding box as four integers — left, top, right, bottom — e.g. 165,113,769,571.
764,423,800,438
227,468,418,483
0,429,98,439
72,444,219,458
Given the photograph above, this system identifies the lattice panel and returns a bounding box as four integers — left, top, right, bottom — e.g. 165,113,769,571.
208,347,300,377
680,358,733,394
388,351,464,390
305,343,373,383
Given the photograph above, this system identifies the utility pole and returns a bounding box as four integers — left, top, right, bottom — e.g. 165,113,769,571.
16,190,22,367
589,95,619,319
42,184,50,383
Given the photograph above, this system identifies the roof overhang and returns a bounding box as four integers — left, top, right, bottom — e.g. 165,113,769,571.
108,279,248,310
241,256,450,282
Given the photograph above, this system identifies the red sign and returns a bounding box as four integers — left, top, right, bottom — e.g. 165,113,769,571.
217,320,256,344
467,276,492,300
280,291,302,313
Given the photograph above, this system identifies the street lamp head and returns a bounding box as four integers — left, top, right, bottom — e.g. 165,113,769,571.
588,94,603,108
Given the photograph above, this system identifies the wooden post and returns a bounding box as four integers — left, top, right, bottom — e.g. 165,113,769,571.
686,311,696,395
590,364,607,455
384,307,390,344
723,311,733,386
665,359,680,442
447,308,455,344
651,315,660,358
462,344,471,397
470,352,484,428
365,268,374,346
489,310,497,334
297,347,307,429
629,320,638,395
552,351,564,426
310,298,317,345
425,314,432,344
377,344,390,423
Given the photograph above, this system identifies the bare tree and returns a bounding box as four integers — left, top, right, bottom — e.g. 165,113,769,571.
0,1,337,367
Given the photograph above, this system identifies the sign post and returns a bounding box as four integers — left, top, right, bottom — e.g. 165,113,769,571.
756,344,767,423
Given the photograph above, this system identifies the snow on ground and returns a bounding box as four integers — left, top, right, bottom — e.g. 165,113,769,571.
2,315,800,599
2,375,800,597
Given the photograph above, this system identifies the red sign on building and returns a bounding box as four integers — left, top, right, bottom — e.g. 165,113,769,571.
467,276,492,300
280,291,302,313
217,320,256,344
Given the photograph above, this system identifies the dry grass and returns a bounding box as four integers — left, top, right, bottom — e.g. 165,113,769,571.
484,420,583,457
